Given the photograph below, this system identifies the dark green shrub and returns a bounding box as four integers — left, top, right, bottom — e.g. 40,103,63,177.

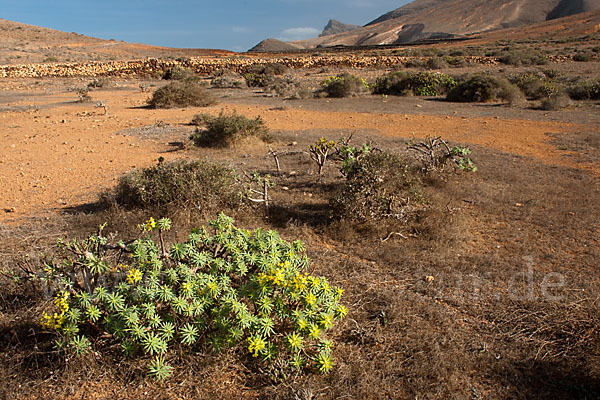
373,71,456,97
190,110,271,147
147,81,217,109
319,73,369,98
162,66,200,81
330,151,422,222
447,74,522,104
573,53,594,62
111,159,244,210
36,213,347,380
567,79,600,100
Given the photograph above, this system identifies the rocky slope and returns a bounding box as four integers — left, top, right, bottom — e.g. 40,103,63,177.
290,0,600,48
0,18,231,65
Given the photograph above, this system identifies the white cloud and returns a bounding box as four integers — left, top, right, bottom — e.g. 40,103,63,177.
278,27,320,41
232,26,252,33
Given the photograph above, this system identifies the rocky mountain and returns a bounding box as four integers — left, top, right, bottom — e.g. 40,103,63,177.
319,19,362,37
287,0,600,49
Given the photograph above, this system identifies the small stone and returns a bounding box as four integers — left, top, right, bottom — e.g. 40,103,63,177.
4,207,16,213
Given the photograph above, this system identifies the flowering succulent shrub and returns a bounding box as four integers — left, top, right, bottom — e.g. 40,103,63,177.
319,73,369,98
373,71,457,97
38,214,346,380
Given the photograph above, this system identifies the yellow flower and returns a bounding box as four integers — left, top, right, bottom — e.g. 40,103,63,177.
320,314,334,329
309,324,321,339
126,268,142,285
287,333,303,351
247,336,266,357
40,291,69,330
272,268,285,286
304,293,317,308
143,217,157,232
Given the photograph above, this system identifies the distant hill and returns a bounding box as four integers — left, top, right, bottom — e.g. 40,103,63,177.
248,38,302,53
284,0,600,49
0,18,232,65
319,20,362,37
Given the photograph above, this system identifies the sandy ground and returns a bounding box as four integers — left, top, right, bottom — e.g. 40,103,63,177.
0,81,598,223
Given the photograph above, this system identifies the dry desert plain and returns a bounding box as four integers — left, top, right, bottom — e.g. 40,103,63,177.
1,49,600,399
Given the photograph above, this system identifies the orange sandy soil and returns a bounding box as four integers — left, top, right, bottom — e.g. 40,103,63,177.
1,84,597,223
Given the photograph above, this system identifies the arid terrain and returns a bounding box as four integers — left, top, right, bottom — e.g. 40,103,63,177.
1,15,600,400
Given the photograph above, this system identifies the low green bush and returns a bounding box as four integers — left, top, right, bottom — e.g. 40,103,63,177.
147,81,217,109
319,73,369,98
330,151,422,221
446,74,522,104
190,111,271,147
373,71,456,97
567,79,600,100
111,159,244,210
36,213,347,380
508,71,564,100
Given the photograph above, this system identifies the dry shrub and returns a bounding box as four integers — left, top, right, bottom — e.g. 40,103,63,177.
243,63,289,87
87,77,111,89
540,93,572,111
319,73,369,98
162,66,200,81
330,151,422,222
267,75,312,99
190,110,271,148
147,81,217,109
447,74,522,104
211,69,247,88
109,159,244,210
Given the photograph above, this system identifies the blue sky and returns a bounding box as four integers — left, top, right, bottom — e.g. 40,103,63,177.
2,0,410,51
